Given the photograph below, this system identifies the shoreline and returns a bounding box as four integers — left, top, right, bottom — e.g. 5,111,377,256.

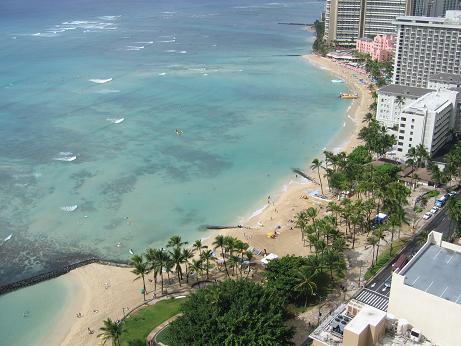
204,54,371,250
29,54,373,346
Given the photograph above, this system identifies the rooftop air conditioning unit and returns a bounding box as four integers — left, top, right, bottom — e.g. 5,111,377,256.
410,328,422,342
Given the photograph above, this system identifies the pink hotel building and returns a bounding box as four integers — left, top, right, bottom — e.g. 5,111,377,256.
356,34,396,62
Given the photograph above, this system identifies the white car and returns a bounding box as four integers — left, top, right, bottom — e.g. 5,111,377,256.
423,212,432,220
448,191,458,197
430,207,438,214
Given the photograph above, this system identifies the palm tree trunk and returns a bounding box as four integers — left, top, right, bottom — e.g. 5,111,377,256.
142,275,146,301
371,245,375,266
177,271,182,287
318,167,324,195
221,248,230,277
160,271,164,294
206,259,209,279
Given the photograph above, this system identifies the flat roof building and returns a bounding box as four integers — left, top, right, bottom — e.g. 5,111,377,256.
376,84,433,130
388,231,461,346
393,11,461,87
393,89,458,160
428,72,461,90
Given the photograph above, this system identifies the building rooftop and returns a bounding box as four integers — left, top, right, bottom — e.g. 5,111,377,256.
400,243,461,304
378,84,432,98
403,90,455,115
429,72,461,85
344,306,386,334
394,11,461,27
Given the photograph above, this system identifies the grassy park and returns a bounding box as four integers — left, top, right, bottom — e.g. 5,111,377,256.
119,298,184,346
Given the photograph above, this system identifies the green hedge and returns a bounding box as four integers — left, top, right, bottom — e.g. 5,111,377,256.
364,239,407,280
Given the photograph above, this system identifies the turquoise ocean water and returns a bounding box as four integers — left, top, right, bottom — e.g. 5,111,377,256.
0,0,349,343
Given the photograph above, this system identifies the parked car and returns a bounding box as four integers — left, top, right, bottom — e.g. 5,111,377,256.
448,191,458,197
430,207,438,214
423,212,432,220
435,196,447,207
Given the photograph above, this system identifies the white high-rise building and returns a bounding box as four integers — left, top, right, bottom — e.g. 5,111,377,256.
393,11,461,88
324,0,363,46
323,0,411,46
393,90,459,159
363,0,409,37
376,84,433,130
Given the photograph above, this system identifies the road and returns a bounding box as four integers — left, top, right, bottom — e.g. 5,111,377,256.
355,194,457,310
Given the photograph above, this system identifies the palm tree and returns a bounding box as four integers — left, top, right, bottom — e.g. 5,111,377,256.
293,266,318,307
165,257,174,285
245,250,254,277
367,235,379,265
322,248,346,281
145,248,159,293
130,254,150,301
192,239,207,257
395,95,405,112
212,235,230,277
200,249,214,279
306,207,319,236
362,112,374,124
415,144,429,167
169,247,184,286
311,158,324,195
182,248,194,283
446,198,461,238
167,235,188,249
98,318,123,346
190,259,203,281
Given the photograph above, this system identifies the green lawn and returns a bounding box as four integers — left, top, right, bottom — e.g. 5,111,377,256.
119,298,185,346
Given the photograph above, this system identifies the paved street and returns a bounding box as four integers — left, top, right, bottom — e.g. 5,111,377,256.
355,193,458,310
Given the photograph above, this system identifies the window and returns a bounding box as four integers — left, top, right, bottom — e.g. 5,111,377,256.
399,136,404,139
409,144,412,147
412,119,415,123
398,141,404,146
409,138,413,141
400,130,405,133
410,131,413,135
401,117,407,121
411,125,414,129
397,148,403,152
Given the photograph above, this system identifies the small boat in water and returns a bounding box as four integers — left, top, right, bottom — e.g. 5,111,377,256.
4,234,12,242
176,129,183,136
339,92,358,99
129,249,134,255
331,79,344,83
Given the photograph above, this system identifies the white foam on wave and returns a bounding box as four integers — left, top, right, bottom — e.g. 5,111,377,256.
4,234,12,242
60,205,78,212
158,72,167,76
248,204,269,220
126,45,145,51
98,15,121,20
89,78,112,84
53,152,77,162
107,117,125,124
97,89,120,94
158,39,176,43
135,41,154,44
179,50,187,54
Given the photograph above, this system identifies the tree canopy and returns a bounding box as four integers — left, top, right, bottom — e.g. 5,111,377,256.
164,279,295,346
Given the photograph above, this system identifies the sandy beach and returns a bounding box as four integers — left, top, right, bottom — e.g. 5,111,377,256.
51,54,373,346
